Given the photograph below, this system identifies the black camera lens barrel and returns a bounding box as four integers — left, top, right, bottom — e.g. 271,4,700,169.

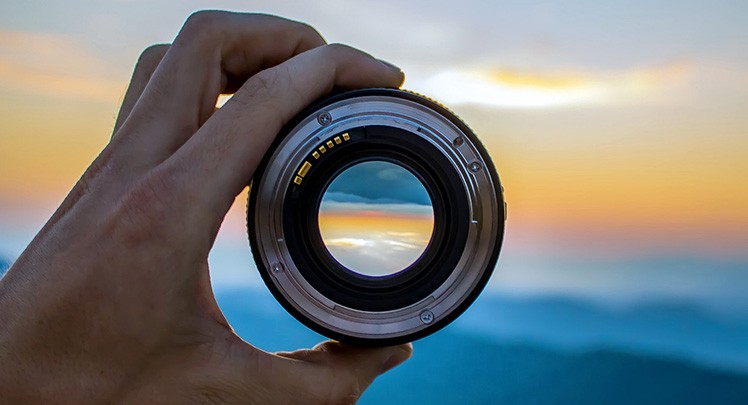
247,88,505,345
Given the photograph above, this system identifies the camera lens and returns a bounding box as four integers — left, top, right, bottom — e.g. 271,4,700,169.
318,160,435,278
247,88,505,345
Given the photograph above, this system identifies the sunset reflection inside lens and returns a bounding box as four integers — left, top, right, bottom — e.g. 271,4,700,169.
318,161,434,277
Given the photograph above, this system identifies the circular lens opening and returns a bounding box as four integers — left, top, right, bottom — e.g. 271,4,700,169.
318,160,434,277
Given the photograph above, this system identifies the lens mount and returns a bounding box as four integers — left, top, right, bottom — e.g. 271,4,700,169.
247,88,505,345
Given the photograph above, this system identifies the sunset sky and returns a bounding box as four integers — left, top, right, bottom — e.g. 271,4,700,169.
1,1,746,317
318,161,434,276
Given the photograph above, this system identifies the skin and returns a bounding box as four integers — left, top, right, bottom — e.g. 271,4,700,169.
0,11,411,404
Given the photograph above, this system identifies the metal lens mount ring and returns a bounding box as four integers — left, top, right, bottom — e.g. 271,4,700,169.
247,88,505,345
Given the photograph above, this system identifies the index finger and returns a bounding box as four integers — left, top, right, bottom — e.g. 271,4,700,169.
164,44,404,223
113,11,327,168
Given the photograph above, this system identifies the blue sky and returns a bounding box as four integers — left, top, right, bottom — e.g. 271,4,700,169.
322,161,432,207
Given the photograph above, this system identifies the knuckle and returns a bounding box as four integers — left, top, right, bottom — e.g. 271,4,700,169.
251,14,325,48
249,12,288,24
134,44,170,73
137,44,170,65
186,9,226,27
179,10,227,41
243,68,284,99
324,43,357,57
296,21,325,44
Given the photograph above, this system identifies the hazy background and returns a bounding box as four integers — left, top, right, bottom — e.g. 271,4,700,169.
1,1,747,403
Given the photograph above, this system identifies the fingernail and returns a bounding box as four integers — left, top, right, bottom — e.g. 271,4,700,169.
380,343,413,373
378,59,402,73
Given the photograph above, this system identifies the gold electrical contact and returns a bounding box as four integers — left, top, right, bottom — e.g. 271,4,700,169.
297,161,312,177
292,133,352,186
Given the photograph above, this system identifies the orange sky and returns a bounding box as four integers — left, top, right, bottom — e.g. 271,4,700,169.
1,44,747,261
1,2,747,306
319,212,434,239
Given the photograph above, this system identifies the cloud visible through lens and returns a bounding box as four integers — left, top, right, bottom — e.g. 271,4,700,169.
318,161,434,277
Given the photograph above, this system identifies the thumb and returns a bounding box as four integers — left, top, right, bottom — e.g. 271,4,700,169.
278,340,413,400
313,340,413,377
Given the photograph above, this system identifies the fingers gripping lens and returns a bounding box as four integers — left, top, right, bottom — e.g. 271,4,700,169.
247,89,506,345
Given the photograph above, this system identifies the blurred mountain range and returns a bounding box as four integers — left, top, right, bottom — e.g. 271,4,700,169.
0,259,745,403
454,294,748,374
216,287,748,404
365,334,748,404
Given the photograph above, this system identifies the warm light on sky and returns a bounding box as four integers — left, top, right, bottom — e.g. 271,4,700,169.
1,0,747,316
420,59,693,108
318,161,434,276
319,214,434,277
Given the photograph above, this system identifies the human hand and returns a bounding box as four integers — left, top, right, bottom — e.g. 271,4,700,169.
0,11,409,404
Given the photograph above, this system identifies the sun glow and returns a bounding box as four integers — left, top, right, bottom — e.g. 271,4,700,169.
420,70,605,108
416,61,692,109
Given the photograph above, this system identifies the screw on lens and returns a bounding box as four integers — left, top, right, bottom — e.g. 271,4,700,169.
317,111,332,126
419,310,435,324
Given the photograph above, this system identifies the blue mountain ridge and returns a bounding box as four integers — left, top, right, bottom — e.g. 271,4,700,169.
215,288,748,405
455,294,748,374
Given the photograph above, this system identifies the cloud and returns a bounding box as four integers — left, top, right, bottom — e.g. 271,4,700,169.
325,237,422,251
0,29,127,102
322,191,406,206
322,230,431,276
323,238,372,248
320,191,435,216
318,161,436,216
486,68,590,90
412,59,695,109
324,161,432,206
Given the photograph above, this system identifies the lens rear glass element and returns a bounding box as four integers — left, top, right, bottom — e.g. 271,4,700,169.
318,161,434,277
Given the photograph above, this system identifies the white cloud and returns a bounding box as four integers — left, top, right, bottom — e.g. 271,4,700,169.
410,60,695,109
